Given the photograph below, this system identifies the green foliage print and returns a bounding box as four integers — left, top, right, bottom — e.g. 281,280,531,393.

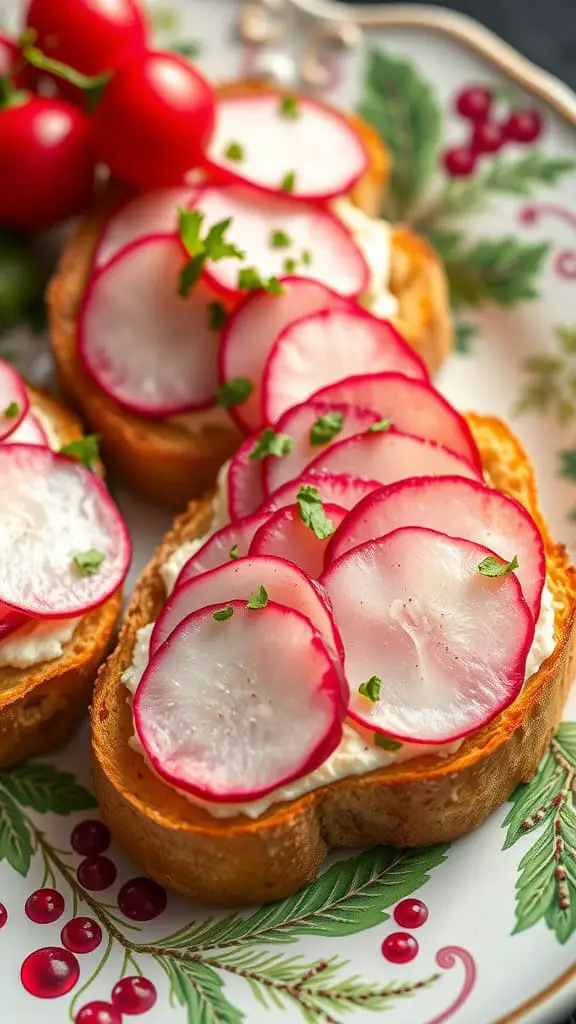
503,723,576,944
516,325,576,424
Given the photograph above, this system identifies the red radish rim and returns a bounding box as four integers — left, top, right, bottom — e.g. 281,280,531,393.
175,510,271,588
0,444,131,619
310,371,482,473
0,362,29,442
0,606,30,642
204,91,370,201
227,433,267,520
78,233,219,417
134,599,348,802
92,184,204,270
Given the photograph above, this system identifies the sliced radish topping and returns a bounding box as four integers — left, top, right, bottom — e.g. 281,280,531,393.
0,445,130,618
249,504,347,578
134,600,348,803
321,527,534,744
196,184,369,300
326,476,545,621
150,554,343,660
311,373,481,471
0,605,30,642
206,92,369,201
176,512,271,588
264,399,380,496
263,309,428,424
258,471,382,514
94,186,202,268
307,428,482,489
228,434,267,520
0,359,28,442
79,236,223,417
4,413,49,447
219,277,350,433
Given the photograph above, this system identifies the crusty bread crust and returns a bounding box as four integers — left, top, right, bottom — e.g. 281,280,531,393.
0,385,123,768
91,414,576,905
47,84,452,511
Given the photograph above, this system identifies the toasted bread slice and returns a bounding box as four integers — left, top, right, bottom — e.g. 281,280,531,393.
91,414,576,905
0,385,123,768
47,86,452,511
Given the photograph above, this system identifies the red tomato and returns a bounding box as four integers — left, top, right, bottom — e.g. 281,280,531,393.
25,0,148,76
0,96,96,230
90,51,216,188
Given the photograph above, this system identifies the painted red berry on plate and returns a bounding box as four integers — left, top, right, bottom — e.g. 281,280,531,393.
471,120,505,154
0,903,7,928
61,917,103,954
443,146,477,177
504,109,543,143
71,820,111,857
111,976,157,1014
25,888,65,924
77,855,117,891
117,877,168,921
455,85,493,122
393,898,429,928
21,946,80,998
75,1001,122,1024
381,932,419,964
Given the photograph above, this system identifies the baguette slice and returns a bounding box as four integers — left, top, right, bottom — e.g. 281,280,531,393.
92,414,576,905
0,385,123,768
47,84,452,512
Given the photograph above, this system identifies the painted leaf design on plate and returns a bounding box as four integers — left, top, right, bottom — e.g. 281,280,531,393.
357,49,442,219
455,322,479,353
162,959,244,1024
0,789,33,876
0,762,96,814
559,448,576,482
503,723,576,943
515,326,576,424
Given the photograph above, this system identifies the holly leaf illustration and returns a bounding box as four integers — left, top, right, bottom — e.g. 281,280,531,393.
426,231,549,308
0,789,33,876
559,449,576,482
357,49,442,219
163,959,243,1024
0,763,96,814
455,322,478,354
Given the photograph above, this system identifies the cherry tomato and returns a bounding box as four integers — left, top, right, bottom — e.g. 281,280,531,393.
25,0,148,77
0,96,96,231
90,51,216,188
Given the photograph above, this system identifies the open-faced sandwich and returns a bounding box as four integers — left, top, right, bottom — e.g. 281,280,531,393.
48,83,452,510
92,312,576,905
0,356,131,767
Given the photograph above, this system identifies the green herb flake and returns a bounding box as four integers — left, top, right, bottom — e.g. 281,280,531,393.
178,209,245,297
249,427,293,461
281,170,296,193
60,435,100,470
207,301,228,331
478,554,519,577
270,230,291,249
216,377,253,408
247,585,269,610
73,549,105,577
310,411,344,446
229,544,240,560
374,733,403,751
301,249,312,266
2,401,19,419
296,484,335,540
213,605,234,621
224,141,245,162
358,675,381,702
368,418,392,433
283,257,298,273
237,266,286,294
279,96,300,119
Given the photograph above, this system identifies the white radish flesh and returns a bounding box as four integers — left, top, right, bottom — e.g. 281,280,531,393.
258,471,382,514
4,413,49,447
94,185,202,268
134,600,348,802
321,527,534,744
80,236,223,416
263,308,428,423
0,359,28,442
326,476,545,621
249,504,347,578
206,92,369,200
176,512,271,588
0,445,130,618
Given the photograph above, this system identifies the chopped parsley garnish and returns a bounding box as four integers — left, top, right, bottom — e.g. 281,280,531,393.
207,300,228,331
296,484,334,540
283,257,298,273
178,209,245,296
249,427,293,460
73,549,105,576
310,411,344,446
247,585,269,610
270,230,291,249
216,377,253,408
237,266,285,294
478,554,519,577
368,418,392,433
60,435,100,470
229,544,240,560
213,605,234,621
301,249,312,266
358,675,381,702
374,733,402,751
279,95,300,119
281,170,296,193
2,401,19,419
224,141,244,162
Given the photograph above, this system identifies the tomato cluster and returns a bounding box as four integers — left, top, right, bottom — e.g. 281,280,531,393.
443,85,543,178
0,0,216,232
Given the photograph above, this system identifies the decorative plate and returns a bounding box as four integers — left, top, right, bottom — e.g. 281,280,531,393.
0,1,575,1022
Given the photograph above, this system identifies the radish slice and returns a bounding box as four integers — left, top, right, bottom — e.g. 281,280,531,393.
326,476,545,622
206,92,369,201
197,184,369,300
258,471,382,514
228,434,267,520
4,413,49,447
94,185,202,268
249,504,347,578
311,373,481,471
321,527,534,744
264,399,380,496
79,236,223,417
307,428,482,489
0,445,131,618
150,554,343,660
263,308,428,424
219,277,350,433
176,512,271,588
134,600,348,803
0,359,28,442
0,605,30,642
